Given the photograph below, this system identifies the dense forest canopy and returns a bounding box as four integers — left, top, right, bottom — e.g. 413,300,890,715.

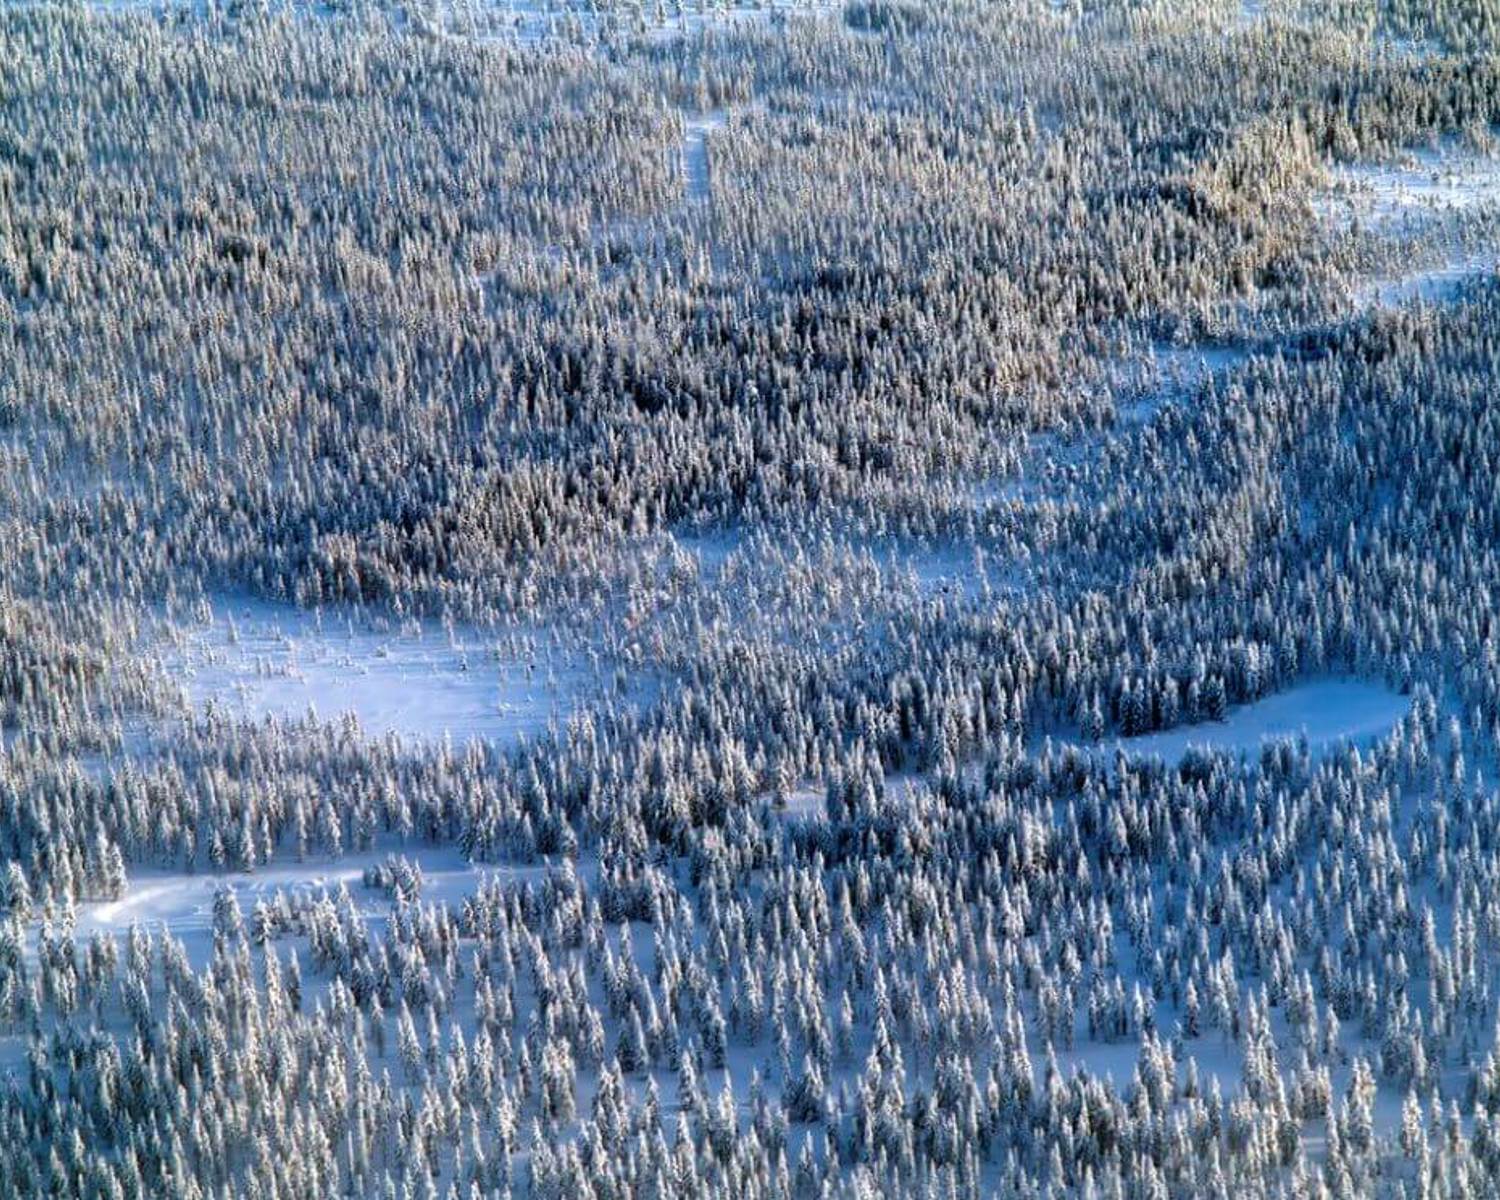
7,0,1500,1197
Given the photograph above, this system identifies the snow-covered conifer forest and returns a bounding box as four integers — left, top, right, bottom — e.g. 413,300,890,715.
13,0,1500,1196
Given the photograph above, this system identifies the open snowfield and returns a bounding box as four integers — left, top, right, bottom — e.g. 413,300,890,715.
46,0,840,48
146,596,619,744
681,109,728,203
1319,146,1500,234
69,846,556,953
1316,144,1500,311
1146,344,1248,398
421,0,837,46
0,845,564,1073
1092,678,1411,761
961,342,1251,514
1356,249,1497,309
672,522,995,605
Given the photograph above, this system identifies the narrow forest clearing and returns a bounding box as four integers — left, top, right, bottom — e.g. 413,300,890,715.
70,846,553,960
145,597,619,745
1084,678,1411,762
1320,146,1500,233
1318,143,1500,311
681,109,728,203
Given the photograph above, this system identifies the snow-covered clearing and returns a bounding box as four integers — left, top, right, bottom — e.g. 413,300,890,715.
965,473,1031,508
1105,343,1251,425
671,522,993,601
0,846,566,1072
146,596,621,745
962,344,1248,513
681,108,727,203
424,0,835,48
69,846,554,954
1146,343,1247,399
1355,249,1496,309
1051,967,1415,1140
961,426,1088,511
0,426,144,506
668,524,751,577
1315,144,1500,311
881,539,990,597
1319,146,1500,234
1092,678,1410,762
60,0,839,49
1233,0,1265,30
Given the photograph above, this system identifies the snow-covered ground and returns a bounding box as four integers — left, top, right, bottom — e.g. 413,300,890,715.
1315,145,1500,312
0,845,566,1072
681,109,728,203
147,596,620,745
0,427,144,506
1231,0,1266,31
422,0,836,48
962,344,1248,513
1090,678,1410,762
68,846,561,954
1147,344,1247,397
882,539,991,597
1108,343,1250,425
55,0,838,49
1319,147,1500,234
1356,249,1496,309
669,525,749,576
671,523,994,602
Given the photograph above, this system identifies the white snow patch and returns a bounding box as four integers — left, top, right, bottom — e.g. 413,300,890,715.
149,596,617,745
1148,344,1247,396
881,540,991,597
1318,147,1500,234
432,0,835,49
962,345,1248,512
1110,344,1250,425
0,426,144,505
669,526,749,576
681,109,727,203
966,474,1032,507
55,0,839,47
1356,250,1496,310
1315,147,1500,311
1097,679,1410,762
775,785,825,817
58,847,560,971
